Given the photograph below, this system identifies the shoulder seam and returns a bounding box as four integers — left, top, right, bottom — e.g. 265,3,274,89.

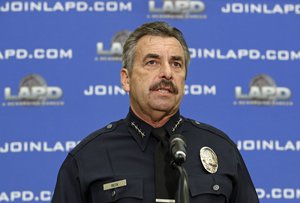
184,118,237,148
70,119,125,156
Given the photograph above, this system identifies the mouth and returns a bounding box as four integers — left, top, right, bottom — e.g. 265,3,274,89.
155,87,173,94
150,79,178,94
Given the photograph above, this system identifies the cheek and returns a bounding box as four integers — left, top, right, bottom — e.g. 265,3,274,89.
177,76,186,87
131,77,147,93
136,75,153,88
178,80,186,95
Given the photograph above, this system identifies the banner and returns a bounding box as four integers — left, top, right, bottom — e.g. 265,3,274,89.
1,0,299,202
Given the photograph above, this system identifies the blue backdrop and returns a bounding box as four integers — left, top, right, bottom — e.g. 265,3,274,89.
1,0,299,202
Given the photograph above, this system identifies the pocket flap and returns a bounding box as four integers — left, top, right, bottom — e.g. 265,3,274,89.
90,177,143,202
189,174,232,201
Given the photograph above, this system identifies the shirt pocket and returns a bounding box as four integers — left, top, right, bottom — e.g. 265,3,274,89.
89,177,143,203
189,174,232,203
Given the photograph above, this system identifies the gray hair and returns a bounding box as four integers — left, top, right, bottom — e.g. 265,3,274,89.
122,21,190,77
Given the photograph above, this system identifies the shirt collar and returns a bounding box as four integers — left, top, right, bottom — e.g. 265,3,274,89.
126,108,184,151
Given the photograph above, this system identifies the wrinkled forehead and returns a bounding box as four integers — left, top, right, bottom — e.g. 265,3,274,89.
135,35,185,60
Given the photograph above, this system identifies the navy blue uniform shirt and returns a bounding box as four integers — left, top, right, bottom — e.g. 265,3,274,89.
52,110,259,203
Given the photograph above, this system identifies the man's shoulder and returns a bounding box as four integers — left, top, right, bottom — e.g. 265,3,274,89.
69,118,127,157
183,117,236,147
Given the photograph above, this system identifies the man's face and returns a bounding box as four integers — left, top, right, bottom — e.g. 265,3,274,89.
121,35,186,118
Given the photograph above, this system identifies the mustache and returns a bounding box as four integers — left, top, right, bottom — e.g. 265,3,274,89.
149,79,179,94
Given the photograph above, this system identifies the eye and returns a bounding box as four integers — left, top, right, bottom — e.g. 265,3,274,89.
172,61,182,68
145,60,158,66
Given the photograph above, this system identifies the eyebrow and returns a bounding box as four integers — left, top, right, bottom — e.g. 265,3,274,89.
143,54,184,62
170,56,184,62
143,53,160,62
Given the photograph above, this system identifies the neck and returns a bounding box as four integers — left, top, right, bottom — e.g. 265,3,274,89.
130,107,177,128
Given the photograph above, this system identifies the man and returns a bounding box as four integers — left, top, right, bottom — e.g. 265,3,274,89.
52,21,259,203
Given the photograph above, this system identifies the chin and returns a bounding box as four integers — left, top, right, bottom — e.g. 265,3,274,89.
151,103,174,112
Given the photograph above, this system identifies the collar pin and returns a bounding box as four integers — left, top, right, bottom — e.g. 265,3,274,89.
130,121,145,138
172,117,183,132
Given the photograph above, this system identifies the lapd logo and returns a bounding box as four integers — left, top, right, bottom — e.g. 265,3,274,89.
147,0,207,19
234,74,293,106
95,30,131,61
3,74,64,107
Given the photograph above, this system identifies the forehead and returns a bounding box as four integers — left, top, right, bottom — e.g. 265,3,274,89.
135,35,184,59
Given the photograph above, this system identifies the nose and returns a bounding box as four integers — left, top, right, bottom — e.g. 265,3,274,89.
159,62,173,80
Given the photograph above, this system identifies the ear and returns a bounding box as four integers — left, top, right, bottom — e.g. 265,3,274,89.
120,68,130,92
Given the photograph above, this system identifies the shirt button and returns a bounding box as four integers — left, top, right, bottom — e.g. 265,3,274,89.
111,190,116,197
107,124,113,129
213,184,220,191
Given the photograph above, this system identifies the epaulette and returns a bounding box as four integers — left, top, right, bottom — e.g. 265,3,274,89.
70,119,124,156
185,118,237,148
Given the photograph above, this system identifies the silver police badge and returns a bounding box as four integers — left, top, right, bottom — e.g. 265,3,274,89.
200,146,218,173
